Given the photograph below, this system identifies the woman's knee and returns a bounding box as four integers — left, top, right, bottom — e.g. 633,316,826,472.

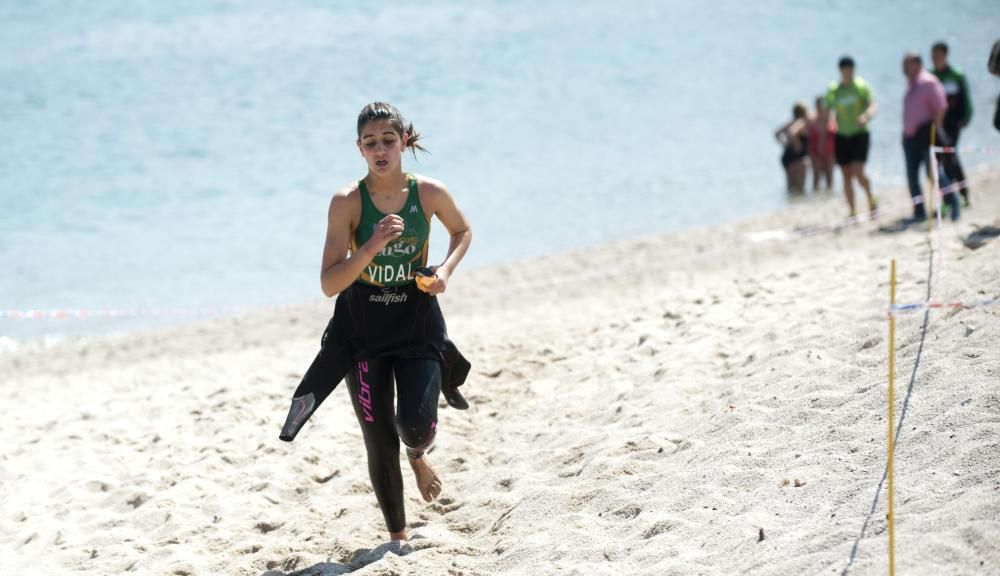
396,415,437,450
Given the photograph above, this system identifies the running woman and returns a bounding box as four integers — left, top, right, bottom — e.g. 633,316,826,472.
827,56,879,218
320,102,472,541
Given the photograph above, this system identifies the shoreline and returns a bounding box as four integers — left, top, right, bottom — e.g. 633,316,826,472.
0,165,960,350
2,170,998,575
4,159,997,350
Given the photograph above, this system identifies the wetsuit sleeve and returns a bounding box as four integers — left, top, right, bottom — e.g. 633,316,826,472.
278,332,351,441
279,291,354,442
441,335,471,390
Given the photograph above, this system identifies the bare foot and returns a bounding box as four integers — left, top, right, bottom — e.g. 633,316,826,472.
408,453,442,503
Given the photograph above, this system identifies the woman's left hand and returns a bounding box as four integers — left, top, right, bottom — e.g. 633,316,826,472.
422,265,449,295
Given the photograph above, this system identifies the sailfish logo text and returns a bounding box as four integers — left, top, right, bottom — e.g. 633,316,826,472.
357,361,374,422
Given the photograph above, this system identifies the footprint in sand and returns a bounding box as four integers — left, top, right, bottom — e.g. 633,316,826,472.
262,555,303,573
429,496,463,514
609,503,642,520
642,520,675,539
126,493,149,509
348,481,372,494
238,543,262,555
311,470,339,484
446,521,480,535
254,520,284,534
85,480,113,493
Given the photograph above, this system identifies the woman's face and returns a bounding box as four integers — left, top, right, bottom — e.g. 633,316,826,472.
357,120,408,174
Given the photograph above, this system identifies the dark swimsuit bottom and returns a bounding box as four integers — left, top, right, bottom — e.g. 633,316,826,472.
781,134,809,168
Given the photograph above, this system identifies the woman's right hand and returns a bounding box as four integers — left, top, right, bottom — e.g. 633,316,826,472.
362,214,405,256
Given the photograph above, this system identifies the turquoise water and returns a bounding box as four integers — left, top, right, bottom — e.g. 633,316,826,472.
2,1,998,339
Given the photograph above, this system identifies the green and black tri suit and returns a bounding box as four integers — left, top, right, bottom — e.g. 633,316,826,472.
280,174,469,534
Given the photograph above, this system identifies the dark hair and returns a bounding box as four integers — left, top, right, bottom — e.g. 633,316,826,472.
838,56,855,69
792,101,808,119
356,102,427,157
904,52,922,66
931,41,948,55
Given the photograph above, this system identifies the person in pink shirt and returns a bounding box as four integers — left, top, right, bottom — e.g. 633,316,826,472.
902,52,958,221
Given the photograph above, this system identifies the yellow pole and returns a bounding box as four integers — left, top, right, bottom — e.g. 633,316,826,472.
888,259,897,576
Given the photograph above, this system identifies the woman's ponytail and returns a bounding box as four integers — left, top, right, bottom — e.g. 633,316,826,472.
357,102,429,158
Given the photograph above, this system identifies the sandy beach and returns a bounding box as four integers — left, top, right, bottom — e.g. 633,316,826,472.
2,170,999,575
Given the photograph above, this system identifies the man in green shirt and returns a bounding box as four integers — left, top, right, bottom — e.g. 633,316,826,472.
826,56,879,218
931,41,973,206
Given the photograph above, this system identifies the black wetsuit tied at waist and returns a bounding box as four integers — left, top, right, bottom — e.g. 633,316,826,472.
279,282,471,442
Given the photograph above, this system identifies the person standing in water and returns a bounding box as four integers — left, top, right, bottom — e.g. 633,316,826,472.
827,56,879,218
775,101,810,194
320,102,472,541
807,95,837,191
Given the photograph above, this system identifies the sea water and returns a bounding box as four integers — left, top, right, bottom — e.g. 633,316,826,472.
2,0,997,340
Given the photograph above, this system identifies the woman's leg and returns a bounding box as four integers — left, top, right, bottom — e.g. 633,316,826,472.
809,154,821,191
822,156,834,190
346,358,408,538
394,358,443,502
789,160,806,194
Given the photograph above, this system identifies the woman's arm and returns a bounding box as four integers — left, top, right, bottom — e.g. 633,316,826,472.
419,178,472,295
319,187,404,297
774,121,790,144
789,118,808,136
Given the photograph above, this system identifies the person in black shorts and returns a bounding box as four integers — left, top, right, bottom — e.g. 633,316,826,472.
834,129,870,167
826,57,879,217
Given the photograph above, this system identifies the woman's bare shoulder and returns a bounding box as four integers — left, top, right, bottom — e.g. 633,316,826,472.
411,173,449,195
330,181,362,208
327,181,363,227
334,180,362,200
